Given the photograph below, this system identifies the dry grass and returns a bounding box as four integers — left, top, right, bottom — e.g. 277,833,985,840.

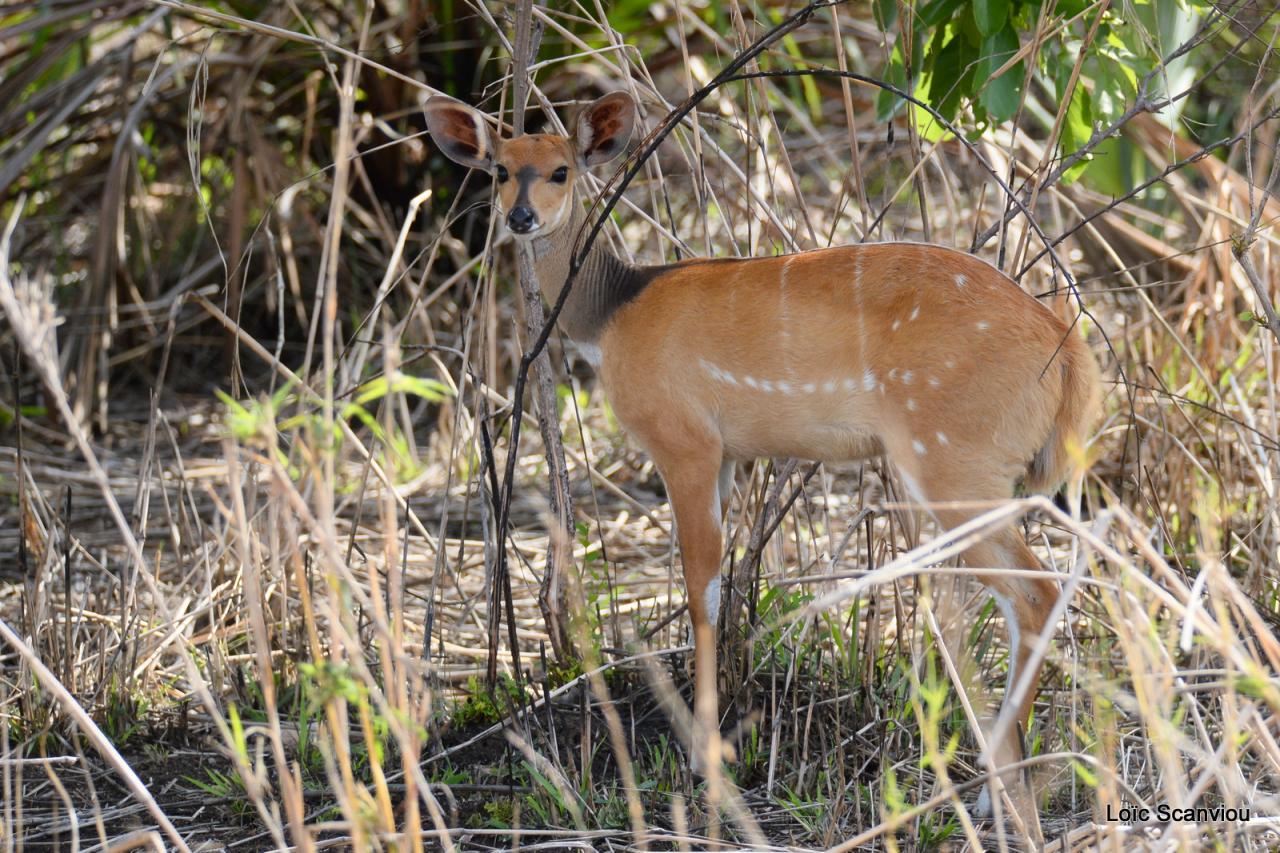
1,0,1279,850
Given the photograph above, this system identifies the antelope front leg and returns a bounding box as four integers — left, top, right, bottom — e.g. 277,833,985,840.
655,444,725,774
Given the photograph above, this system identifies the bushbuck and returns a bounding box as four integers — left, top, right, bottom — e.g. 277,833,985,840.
425,90,1101,832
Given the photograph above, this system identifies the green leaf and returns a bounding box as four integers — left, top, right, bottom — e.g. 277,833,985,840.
973,0,1010,36
876,42,910,121
873,0,898,31
975,24,1022,121
929,32,978,122
1057,66,1094,184
919,0,966,27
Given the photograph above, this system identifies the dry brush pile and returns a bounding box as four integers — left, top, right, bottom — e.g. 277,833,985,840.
0,0,1279,850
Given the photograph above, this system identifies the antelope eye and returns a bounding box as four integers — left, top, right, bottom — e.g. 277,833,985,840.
496,165,509,183
550,166,569,183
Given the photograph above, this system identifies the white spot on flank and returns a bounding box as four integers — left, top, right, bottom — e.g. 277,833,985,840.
891,319,901,331
802,382,816,393
912,439,927,456
723,371,739,386
945,358,956,369
909,305,920,321
776,380,793,395
928,375,941,387
888,368,899,381
843,377,858,392
760,380,775,393
863,369,876,391
906,398,917,411
936,431,949,445
901,370,914,384
744,375,759,389
823,380,837,394
955,273,967,288
976,321,990,330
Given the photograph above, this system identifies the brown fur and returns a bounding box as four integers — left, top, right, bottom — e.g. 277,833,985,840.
426,92,1103,837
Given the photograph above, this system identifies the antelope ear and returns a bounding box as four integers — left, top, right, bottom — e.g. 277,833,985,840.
424,96,496,170
574,91,636,168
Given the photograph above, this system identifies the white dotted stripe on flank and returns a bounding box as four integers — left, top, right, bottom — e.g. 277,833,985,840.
700,357,876,397
936,431,949,445
912,439,927,456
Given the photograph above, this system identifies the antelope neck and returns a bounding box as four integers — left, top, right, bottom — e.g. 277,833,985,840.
526,199,657,344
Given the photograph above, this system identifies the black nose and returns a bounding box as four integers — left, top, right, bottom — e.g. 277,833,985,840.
507,206,536,234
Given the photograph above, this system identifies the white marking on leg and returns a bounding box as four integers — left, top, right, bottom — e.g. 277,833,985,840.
577,342,603,367
705,575,722,625
912,439,927,456
936,431,949,445
976,786,992,817
993,593,1021,698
